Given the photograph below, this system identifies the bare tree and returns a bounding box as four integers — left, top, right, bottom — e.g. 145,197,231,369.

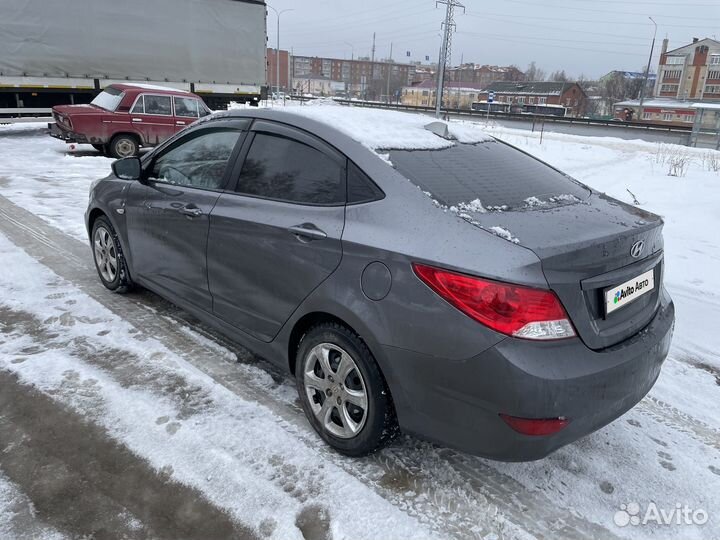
525,61,546,82
549,70,569,82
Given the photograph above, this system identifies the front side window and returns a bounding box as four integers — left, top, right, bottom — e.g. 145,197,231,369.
149,130,241,190
235,133,344,205
175,96,200,118
91,87,124,111
144,95,172,116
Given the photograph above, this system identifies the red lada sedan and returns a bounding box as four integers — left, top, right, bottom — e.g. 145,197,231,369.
49,83,211,157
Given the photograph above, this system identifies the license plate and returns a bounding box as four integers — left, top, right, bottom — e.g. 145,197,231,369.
605,269,655,315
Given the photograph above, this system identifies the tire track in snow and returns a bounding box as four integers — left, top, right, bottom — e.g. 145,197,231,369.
0,194,627,540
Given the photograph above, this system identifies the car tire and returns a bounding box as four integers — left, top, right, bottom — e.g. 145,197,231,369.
91,216,133,294
109,134,139,158
295,322,398,456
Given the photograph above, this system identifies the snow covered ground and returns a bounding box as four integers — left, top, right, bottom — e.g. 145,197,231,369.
1,112,718,539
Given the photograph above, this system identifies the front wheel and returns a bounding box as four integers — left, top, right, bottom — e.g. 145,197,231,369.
295,322,398,456
91,216,133,293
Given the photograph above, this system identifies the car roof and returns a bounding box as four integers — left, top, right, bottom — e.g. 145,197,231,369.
204,106,493,155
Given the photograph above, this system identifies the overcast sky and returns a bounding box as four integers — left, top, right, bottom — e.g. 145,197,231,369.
266,0,720,79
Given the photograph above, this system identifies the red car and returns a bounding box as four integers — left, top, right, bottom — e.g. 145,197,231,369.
49,83,211,157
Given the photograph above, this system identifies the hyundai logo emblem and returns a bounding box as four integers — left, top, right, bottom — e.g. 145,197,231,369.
630,240,645,259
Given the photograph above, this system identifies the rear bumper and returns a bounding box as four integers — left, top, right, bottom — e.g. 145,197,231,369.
48,122,87,144
381,287,675,461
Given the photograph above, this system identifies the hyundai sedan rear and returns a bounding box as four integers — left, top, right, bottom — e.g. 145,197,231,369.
86,107,674,461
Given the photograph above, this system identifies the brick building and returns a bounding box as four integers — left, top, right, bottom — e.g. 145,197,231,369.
446,64,525,87
655,37,720,101
291,55,417,99
477,81,588,116
267,48,290,93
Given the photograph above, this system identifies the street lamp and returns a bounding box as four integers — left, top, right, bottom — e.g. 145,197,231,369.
267,4,294,98
343,41,355,61
638,16,657,117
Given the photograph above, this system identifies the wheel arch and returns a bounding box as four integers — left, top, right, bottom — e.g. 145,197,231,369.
287,311,398,410
288,311,347,376
87,207,108,242
110,131,144,147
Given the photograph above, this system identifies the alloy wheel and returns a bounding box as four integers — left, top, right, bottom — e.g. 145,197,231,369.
303,343,369,439
93,226,118,283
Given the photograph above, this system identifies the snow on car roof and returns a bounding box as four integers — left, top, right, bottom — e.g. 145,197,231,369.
283,102,493,151
113,82,191,94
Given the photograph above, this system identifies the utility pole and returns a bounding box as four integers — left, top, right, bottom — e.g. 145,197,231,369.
638,16,657,117
371,32,376,63
386,42,393,103
435,0,464,118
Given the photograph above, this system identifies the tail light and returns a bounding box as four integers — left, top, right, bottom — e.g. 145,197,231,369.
412,263,576,340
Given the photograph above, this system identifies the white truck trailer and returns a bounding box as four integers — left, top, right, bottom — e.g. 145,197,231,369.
0,0,267,114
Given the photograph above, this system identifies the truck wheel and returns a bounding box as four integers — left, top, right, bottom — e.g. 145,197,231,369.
109,135,139,158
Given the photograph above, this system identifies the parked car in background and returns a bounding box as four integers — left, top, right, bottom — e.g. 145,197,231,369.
49,83,211,157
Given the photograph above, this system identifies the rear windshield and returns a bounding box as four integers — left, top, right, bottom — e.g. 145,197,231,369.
389,140,590,210
91,87,124,112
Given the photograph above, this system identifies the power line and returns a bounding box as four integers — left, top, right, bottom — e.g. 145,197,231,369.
465,10,720,29
456,31,648,58
495,0,720,22
458,29,650,48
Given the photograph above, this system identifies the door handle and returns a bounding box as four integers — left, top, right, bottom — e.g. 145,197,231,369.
176,121,186,126
177,205,203,218
288,223,327,241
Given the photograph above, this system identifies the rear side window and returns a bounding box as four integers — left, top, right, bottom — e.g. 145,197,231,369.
347,162,384,204
389,141,589,209
143,95,172,116
235,133,344,205
175,97,200,118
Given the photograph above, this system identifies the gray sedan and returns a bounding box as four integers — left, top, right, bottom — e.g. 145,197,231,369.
85,108,674,461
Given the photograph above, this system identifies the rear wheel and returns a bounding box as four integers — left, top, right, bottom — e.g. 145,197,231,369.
91,216,132,293
295,322,397,456
108,134,139,158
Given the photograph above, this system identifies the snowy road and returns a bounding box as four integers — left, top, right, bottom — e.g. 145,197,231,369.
1,120,719,539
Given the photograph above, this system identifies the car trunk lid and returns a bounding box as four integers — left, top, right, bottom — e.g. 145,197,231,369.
465,193,664,350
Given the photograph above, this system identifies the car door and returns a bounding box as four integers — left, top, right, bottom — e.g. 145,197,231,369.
125,122,248,311
207,121,346,342
129,93,176,145
173,95,202,133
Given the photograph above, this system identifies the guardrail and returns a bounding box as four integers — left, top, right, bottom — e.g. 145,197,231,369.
285,96,693,134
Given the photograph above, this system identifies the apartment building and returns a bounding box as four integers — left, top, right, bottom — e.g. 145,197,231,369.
446,64,525,87
655,37,720,101
291,55,417,99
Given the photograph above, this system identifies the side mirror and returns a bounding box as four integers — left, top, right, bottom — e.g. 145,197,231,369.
111,157,142,180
